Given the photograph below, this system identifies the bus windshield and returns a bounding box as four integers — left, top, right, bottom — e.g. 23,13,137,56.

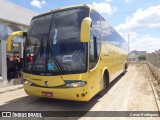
24,8,88,74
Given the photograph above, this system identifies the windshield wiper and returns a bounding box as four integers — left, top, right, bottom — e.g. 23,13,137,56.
30,35,64,72
49,47,65,72
47,37,80,72
31,36,43,71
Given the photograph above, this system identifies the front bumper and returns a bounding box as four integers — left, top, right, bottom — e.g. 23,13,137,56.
24,84,90,101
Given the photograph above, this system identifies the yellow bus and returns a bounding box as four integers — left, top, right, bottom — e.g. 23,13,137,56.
7,4,128,101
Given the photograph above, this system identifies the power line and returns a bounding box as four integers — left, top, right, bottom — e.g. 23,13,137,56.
131,45,160,48
128,34,130,54
103,7,160,15
130,44,160,46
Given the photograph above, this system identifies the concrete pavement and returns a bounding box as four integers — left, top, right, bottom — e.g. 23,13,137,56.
0,63,159,120
0,84,23,94
0,77,23,94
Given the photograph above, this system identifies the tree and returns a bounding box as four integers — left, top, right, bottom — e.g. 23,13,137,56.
138,54,146,61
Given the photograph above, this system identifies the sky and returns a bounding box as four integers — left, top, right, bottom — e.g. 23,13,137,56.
9,0,160,53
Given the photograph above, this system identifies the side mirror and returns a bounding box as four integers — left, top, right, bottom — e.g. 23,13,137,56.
7,31,27,51
80,17,92,42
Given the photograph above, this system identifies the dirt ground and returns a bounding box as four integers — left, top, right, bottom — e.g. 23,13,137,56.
0,63,159,120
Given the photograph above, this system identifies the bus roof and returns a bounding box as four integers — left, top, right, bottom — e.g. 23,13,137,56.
32,4,96,19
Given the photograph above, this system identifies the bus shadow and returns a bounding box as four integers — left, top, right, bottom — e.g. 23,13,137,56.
0,74,123,118
96,73,124,98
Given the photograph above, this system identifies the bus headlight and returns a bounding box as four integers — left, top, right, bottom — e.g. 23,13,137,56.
24,80,32,86
65,81,87,88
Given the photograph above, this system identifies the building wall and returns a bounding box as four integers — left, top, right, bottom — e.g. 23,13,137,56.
0,40,7,80
0,0,38,40
0,0,38,80
0,20,28,41
147,50,160,67
129,50,147,61
0,0,38,26
0,41,1,75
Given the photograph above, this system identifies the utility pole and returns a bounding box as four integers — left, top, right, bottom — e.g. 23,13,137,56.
128,34,130,54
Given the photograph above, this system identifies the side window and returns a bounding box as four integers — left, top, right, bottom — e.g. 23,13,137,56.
90,35,94,61
90,10,101,70
101,17,127,50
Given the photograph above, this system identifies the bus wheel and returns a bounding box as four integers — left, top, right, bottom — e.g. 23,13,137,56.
122,64,127,75
99,72,108,96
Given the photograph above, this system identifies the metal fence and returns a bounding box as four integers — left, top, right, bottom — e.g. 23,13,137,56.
146,50,160,82
146,50,160,68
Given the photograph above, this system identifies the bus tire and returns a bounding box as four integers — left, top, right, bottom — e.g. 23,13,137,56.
99,71,109,96
122,63,127,75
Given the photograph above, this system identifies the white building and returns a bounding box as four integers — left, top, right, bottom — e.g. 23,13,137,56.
129,50,147,61
0,0,38,81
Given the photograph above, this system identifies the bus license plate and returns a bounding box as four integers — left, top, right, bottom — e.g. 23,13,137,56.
42,92,53,97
